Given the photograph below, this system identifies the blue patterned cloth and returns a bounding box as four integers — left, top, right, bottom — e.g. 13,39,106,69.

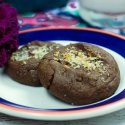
19,0,125,36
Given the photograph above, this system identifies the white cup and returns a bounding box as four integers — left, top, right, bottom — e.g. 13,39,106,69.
79,0,125,28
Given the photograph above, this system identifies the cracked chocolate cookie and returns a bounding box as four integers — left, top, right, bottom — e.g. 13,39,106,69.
38,43,120,105
6,41,62,87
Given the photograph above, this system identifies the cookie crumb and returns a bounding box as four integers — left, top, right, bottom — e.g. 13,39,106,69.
64,94,67,97
23,61,27,64
54,46,104,71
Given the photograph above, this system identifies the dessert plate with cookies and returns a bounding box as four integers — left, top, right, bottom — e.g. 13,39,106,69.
0,27,125,120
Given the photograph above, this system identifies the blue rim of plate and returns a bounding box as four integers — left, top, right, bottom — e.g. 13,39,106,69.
0,27,125,118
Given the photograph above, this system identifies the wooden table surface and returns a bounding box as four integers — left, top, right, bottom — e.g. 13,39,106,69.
0,108,125,125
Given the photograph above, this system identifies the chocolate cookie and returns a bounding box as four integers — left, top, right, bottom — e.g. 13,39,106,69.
38,43,120,105
6,41,62,87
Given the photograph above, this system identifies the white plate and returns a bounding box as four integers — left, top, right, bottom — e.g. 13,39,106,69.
0,27,125,121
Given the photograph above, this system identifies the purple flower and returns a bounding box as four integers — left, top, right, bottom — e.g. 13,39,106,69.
0,3,19,67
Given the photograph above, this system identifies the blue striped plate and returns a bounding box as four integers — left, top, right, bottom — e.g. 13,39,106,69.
0,27,125,120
